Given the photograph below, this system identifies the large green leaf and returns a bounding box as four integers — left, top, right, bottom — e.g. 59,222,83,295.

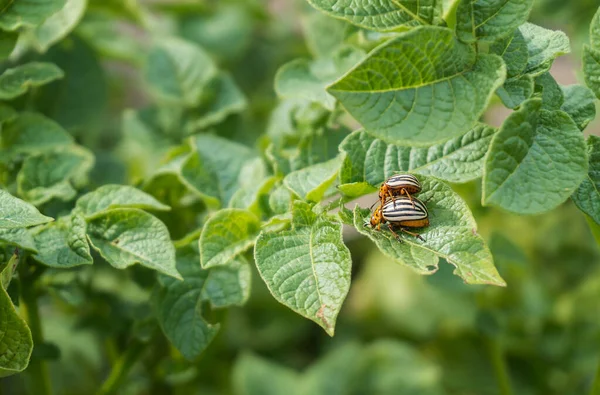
76,184,170,219
17,146,94,206
340,124,496,185
86,208,180,279
0,62,63,100
0,0,66,31
0,253,32,377
305,0,439,32
519,23,570,77
31,213,92,268
490,29,527,78
572,136,600,226
180,134,255,206
0,112,72,156
0,189,52,229
560,85,596,131
199,209,260,268
328,26,506,146
483,99,587,214
33,0,87,52
145,37,217,107
352,175,505,286
254,203,352,335
456,0,533,44
283,155,343,202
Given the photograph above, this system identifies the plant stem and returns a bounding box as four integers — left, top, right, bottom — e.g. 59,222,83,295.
590,360,600,395
486,336,514,395
20,264,53,395
96,340,145,395
443,0,460,29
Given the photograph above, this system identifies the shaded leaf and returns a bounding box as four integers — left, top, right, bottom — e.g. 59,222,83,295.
328,26,506,145
533,72,563,109
496,75,534,109
560,84,596,130
572,136,600,226
303,12,351,58
233,352,299,395
0,62,63,100
0,30,18,60
0,189,53,229
76,184,170,219
228,158,278,215
0,0,66,31
483,99,587,214
354,175,505,286
283,155,342,202
490,29,527,78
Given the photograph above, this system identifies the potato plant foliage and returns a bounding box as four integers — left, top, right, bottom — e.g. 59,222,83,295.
1,0,600,394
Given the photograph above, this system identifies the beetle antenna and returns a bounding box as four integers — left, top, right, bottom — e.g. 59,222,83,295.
369,201,379,210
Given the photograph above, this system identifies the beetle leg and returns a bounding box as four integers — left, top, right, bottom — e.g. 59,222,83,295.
403,189,416,209
399,228,425,242
387,225,404,243
386,189,397,208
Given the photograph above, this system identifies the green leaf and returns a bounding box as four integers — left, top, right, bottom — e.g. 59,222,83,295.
560,85,596,131
0,189,53,229
455,0,533,44
583,46,600,99
353,175,505,286
31,213,92,268
76,184,170,219
0,112,73,156
0,30,18,60
33,0,87,52
185,73,247,133
233,352,299,395
572,136,600,226
0,62,63,100
483,99,588,214
254,211,351,335
145,37,218,107
0,227,36,251
283,155,343,202
533,72,563,109
275,47,364,111
306,0,438,32
496,75,534,109
303,12,351,59
519,23,570,76
229,158,278,215
86,208,180,279
17,146,94,206
0,0,66,31
340,125,496,185
337,182,378,199
268,185,292,215
328,26,506,146
199,209,260,268
180,134,255,206
490,29,527,78
591,6,600,48
0,253,32,377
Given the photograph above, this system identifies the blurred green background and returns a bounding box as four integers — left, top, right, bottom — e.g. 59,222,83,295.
3,0,600,394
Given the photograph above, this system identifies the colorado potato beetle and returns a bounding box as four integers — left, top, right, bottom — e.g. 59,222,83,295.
369,195,429,241
378,174,421,208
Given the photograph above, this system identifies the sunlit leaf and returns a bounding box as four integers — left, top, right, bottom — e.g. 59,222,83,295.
32,213,92,268
0,189,53,229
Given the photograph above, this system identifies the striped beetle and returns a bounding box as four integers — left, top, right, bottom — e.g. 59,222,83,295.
378,174,421,209
369,195,429,241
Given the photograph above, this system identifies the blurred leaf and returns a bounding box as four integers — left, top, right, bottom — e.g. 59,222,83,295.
86,208,180,279
233,352,299,395
456,0,533,44
560,85,596,130
337,182,378,199
229,158,278,215
354,175,505,286
0,0,66,31
496,75,534,109
0,112,73,157
0,62,63,100
0,227,37,251
199,209,260,268
303,12,351,59
283,155,342,202
519,22,570,76
17,146,94,205
254,208,351,335
0,30,18,59
340,125,496,185
181,134,255,207
572,135,600,225
328,27,506,146
0,188,53,229
268,184,292,216
76,184,170,218
32,213,92,268
483,99,588,214
33,0,87,52
145,37,217,107
584,8,600,99
306,0,438,32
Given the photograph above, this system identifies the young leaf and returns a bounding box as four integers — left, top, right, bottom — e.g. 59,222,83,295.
17,146,94,206
519,23,570,76
328,26,506,146
496,75,534,109
199,209,260,268
560,85,596,130
76,184,170,218
33,0,87,52
572,136,600,226
340,125,496,185
455,0,533,44
0,112,73,156
0,189,53,229
0,0,67,31
86,208,180,279
0,227,37,251
0,254,32,377
254,210,351,336
145,37,218,107
306,0,438,32
283,155,343,202
0,62,63,100
32,213,93,268
354,175,505,286
483,99,588,215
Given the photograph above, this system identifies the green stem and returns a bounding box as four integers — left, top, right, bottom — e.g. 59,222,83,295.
20,263,53,395
443,0,460,29
96,340,145,395
590,360,600,395
485,336,514,395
